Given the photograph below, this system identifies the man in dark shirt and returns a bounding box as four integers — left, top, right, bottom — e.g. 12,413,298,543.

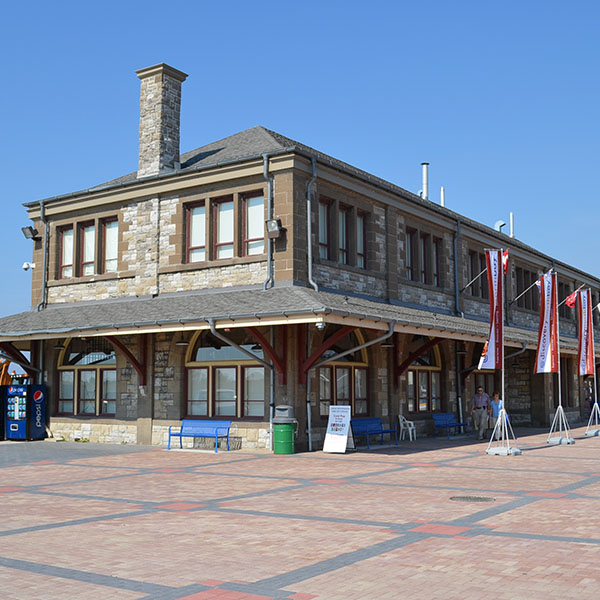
471,386,491,440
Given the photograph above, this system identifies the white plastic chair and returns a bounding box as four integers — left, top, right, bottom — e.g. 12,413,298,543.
398,415,416,441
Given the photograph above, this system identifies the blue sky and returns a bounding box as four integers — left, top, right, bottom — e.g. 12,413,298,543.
1,1,599,317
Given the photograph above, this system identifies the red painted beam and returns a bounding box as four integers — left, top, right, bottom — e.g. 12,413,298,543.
0,342,31,370
396,337,443,383
105,335,147,386
300,325,356,383
245,327,287,384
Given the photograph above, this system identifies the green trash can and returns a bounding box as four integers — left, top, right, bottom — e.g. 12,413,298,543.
273,405,297,454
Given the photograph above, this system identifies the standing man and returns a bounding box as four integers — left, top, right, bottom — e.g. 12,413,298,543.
471,385,491,440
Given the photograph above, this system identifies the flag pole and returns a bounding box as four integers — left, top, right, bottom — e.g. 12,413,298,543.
585,371,600,436
509,267,553,306
548,271,574,445
487,248,520,456
460,267,487,294
586,292,600,436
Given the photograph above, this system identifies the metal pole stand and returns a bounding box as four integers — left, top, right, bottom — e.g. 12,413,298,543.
585,400,600,437
486,409,521,456
547,404,575,444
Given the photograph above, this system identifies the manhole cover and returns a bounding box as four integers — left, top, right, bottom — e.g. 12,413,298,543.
450,496,496,503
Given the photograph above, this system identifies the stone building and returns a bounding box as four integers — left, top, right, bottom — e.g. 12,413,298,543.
0,63,598,449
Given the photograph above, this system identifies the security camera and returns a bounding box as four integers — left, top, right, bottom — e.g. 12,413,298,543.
22,262,35,271
315,322,326,331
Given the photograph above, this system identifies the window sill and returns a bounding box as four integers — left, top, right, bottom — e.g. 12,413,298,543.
401,278,445,292
48,272,134,287
159,255,266,275
316,259,385,279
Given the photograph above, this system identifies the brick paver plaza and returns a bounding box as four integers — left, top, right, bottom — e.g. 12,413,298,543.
1,426,600,599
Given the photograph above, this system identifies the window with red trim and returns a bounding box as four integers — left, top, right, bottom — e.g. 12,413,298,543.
318,200,331,260
213,196,234,260
59,226,74,279
243,193,265,256
338,205,350,265
79,222,95,277
186,202,206,263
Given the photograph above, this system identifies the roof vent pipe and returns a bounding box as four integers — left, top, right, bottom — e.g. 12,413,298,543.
421,162,429,200
440,186,445,207
510,212,515,238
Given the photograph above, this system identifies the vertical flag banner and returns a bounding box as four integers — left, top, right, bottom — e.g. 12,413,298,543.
535,271,559,373
577,289,595,376
478,250,503,370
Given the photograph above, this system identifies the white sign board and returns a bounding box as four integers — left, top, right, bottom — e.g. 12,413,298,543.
323,405,354,453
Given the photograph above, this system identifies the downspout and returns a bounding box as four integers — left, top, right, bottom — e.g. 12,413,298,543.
36,198,49,312
305,321,396,451
453,218,464,427
453,218,464,318
263,153,274,290
207,319,273,369
307,156,319,291
36,197,48,385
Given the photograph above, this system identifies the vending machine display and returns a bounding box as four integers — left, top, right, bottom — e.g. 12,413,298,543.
2,384,47,440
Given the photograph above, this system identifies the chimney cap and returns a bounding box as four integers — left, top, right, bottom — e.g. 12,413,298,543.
136,63,188,82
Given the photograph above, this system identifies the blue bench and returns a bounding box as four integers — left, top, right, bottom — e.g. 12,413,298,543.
351,417,398,449
432,413,469,439
168,419,232,453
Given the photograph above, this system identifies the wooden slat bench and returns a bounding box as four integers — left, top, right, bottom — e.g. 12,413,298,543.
168,419,232,453
432,413,469,439
350,417,398,449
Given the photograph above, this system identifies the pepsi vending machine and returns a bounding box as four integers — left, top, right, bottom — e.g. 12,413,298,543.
2,384,47,440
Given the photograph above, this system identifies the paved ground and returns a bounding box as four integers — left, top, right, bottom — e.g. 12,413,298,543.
1,426,600,599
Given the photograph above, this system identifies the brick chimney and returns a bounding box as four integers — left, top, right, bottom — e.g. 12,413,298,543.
136,63,188,178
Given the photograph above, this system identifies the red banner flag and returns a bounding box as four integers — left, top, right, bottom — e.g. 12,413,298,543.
565,290,577,308
535,271,559,373
577,289,595,376
502,249,509,274
478,250,503,370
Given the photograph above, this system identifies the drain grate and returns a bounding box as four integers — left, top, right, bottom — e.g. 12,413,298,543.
450,495,496,503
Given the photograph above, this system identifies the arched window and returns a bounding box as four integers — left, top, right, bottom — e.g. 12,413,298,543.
318,326,368,418
185,329,265,419
56,337,116,416
406,336,442,413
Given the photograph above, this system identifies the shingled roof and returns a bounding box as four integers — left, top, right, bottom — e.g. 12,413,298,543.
0,285,576,352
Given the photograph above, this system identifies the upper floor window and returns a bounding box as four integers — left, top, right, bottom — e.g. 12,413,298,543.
187,202,206,263
79,222,95,276
184,190,265,264
243,193,265,256
516,266,539,311
433,238,441,287
56,216,119,280
405,226,442,288
214,196,234,260
59,226,74,279
338,205,350,265
357,211,366,268
318,200,330,260
102,219,118,273
558,281,573,320
468,250,488,299
318,197,368,268
406,229,416,280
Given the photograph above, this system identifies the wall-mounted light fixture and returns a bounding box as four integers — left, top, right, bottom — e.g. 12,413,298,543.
22,262,36,271
21,226,40,241
54,340,65,350
265,218,286,239
174,332,188,346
